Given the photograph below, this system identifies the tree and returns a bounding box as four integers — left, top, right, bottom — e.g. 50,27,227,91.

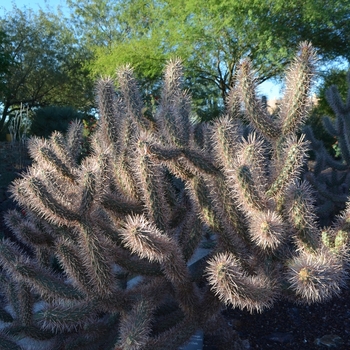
0,6,95,133
67,0,350,118
0,29,11,87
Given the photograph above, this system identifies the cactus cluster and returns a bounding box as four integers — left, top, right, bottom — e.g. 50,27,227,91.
304,73,350,225
0,42,349,349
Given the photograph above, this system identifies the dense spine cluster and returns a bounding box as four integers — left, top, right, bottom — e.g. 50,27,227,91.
0,42,349,349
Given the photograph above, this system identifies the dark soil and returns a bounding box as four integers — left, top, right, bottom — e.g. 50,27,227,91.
203,286,350,349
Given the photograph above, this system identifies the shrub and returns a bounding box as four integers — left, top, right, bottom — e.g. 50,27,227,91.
29,106,85,138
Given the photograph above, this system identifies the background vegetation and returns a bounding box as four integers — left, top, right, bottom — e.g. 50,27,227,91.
0,0,349,134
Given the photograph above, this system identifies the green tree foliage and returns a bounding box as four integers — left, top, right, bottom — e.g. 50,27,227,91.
67,0,350,119
0,6,94,133
0,29,11,89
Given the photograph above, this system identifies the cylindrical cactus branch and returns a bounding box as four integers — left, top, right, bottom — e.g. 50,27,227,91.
303,73,350,225
237,59,280,141
0,46,349,349
279,42,316,136
323,73,350,168
326,72,350,129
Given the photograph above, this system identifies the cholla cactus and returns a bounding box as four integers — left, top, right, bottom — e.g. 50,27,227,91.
304,72,350,225
0,43,349,349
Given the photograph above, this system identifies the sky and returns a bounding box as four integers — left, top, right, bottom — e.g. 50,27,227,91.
0,0,283,100
0,0,69,16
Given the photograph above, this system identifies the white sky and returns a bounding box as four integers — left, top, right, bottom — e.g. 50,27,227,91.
0,0,283,99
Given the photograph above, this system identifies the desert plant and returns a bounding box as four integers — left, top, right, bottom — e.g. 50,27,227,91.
8,103,31,144
0,43,349,349
304,72,350,225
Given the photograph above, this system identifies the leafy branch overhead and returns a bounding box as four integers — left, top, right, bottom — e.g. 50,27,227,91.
0,42,349,349
68,0,350,118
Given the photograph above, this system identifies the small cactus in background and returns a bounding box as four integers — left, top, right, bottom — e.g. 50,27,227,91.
0,43,348,349
304,72,350,225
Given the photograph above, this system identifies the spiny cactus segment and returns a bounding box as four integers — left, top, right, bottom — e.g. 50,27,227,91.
0,43,348,349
